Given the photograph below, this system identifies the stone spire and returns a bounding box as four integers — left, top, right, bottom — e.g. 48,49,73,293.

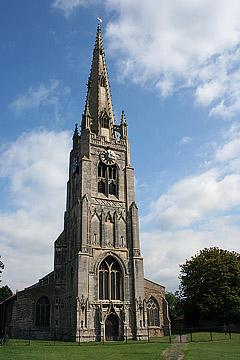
81,23,116,139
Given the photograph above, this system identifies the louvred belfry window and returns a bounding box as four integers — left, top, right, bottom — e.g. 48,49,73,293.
99,256,123,300
98,163,117,196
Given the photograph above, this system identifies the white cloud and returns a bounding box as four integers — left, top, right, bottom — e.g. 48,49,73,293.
195,81,223,107
149,170,240,231
141,123,240,290
180,136,192,144
216,138,240,163
104,0,240,118
213,124,240,173
51,0,240,118
0,129,72,291
142,215,240,291
195,48,240,117
9,81,70,119
52,0,87,17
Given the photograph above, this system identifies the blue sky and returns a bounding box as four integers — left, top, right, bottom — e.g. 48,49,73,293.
1,0,240,292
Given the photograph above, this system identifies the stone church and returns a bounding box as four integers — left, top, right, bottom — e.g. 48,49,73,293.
0,24,170,342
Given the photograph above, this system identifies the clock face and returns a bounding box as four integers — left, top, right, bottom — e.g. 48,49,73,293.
100,149,116,165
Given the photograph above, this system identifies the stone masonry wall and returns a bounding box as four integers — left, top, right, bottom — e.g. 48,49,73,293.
10,283,55,340
144,278,170,337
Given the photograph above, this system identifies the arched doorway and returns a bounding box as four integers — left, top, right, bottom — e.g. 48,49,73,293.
105,314,118,341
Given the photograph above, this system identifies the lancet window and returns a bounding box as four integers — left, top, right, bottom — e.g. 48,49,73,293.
98,163,117,196
99,256,123,300
146,297,160,327
36,296,50,327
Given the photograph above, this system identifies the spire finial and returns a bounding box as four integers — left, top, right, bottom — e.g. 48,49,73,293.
73,123,80,147
81,99,91,131
73,123,79,138
84,99,90,117
120,110,128,139
121,110,127,124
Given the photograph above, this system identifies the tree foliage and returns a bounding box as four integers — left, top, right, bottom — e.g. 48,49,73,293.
179,247,240,325
165,292,183,322
0,285,13,302
0,256,4,283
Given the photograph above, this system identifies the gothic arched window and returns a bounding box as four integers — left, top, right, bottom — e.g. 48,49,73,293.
98,163,117,197
36,296,50,327
99,256,123,300
146,297,160,327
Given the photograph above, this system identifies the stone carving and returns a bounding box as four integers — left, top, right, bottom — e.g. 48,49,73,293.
98,303,103,323
79,295,86,309
138,297,143,310
135,297,144,311
90,134,126,149
93,198,123,208
120,304,126,323
133,249,141,257
82,246,89,253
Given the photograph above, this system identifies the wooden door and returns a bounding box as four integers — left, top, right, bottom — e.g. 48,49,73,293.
105,314,118,341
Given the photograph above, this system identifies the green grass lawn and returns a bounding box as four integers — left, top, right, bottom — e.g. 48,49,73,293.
0,339,171,360
184,332,240,360
184,339,240,359
2,334,240,360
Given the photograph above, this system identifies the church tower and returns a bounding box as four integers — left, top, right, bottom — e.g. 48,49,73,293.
0,24,170,343
54,23,148,341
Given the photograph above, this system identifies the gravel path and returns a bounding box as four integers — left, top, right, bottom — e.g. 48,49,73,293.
162,335,188,360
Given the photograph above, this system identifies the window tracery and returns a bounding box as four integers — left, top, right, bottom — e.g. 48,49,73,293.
99,256,123,300
146,297,160,327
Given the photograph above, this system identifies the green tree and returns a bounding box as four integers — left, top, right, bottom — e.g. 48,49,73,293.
0,256,4,283
165,292,183,322
0,285,13,302
179,247,240,325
